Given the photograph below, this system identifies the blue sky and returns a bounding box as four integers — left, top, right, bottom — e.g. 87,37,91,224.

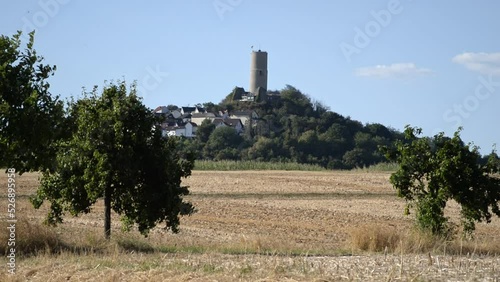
1,0,499,154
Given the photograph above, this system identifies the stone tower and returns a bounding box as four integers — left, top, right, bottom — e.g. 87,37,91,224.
249,50,268,95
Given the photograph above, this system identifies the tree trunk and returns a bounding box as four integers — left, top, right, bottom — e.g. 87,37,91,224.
104,185,111,239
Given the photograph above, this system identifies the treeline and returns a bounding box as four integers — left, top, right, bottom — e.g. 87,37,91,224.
177,85,405,169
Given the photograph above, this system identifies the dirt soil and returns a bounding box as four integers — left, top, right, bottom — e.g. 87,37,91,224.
0,170,499,281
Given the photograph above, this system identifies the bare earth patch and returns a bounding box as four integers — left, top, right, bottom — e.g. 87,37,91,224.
1,170,499,281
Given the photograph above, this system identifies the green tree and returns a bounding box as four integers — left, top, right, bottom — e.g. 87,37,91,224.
0,31,65,173
204,126,243,160
166,104,178,111
31,81,195,239
384,126,500,237
196,118,216,143
365,123,392,139
279,85,313,116
342,148,371,168
247,136,279,161
354,132,375,151
202,102,221,113
318,123,350,159
297,130,319,157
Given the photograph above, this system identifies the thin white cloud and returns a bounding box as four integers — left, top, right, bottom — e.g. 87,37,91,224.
452,52,500,76
355,63,434,79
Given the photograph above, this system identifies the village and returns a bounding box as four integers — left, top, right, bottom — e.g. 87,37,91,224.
153,105,259,138
150,50,268,138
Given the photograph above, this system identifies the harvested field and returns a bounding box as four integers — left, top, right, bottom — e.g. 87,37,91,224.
0,170,499,281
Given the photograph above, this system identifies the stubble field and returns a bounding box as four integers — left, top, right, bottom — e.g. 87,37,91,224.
0,170,499,281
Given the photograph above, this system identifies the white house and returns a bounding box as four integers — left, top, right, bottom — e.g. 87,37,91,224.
230,110,259,127
212,118,244,134
154,106,170,115
180,106,206,115
162,122,197,138
191,112,217,125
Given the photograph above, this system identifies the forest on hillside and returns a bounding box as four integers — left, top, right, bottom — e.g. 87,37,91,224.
175,85,405,169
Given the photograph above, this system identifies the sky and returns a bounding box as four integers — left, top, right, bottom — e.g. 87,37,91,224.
1,0,499,154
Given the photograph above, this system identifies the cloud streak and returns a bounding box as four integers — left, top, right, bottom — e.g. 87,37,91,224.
452,52,500,76
355,63,434,79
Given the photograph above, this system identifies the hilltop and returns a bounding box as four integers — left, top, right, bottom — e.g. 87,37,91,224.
155,85,404,169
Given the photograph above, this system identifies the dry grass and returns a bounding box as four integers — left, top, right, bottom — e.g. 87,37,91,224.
0,251,499,281
349,224,403,253
0,218,61,256
0,170,499,281
349,224,500,256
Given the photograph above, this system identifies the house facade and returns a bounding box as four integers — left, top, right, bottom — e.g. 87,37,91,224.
230,110,259,127
161,122,197,138
181,106,206,115
191,112,217,125
212,118,244,134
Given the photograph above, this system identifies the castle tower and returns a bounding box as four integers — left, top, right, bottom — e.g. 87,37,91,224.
249,50,268,95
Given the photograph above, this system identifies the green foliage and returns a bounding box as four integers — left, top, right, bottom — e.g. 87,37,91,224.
384,126,500,237
202,102,221,113
343,148,371,168
279,85,313,116
196,118,216,143
194,160,327,171
246,136,281,161
0,31,65,173
204,126,243,160
166,104,178,111
31,81,195,238
197,85,403,169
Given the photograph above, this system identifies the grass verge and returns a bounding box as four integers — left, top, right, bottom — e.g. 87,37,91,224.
194,160,327,171
348,224,500,255
0,220,342,258
353,162,399,172
0,217,62,256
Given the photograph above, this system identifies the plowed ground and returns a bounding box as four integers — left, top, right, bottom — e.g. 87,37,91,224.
1,170,499,281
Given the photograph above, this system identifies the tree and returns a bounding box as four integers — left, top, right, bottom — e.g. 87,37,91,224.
279,85,313,116
0,31,65,173
297,130,319,157
343,148,371,168
204,126,243,160
247,136,279,161
202,102,221,113
366,123,392,140
384,126,500,237
196,118,216,143
31,81,195,239
166,104,178,111
311,99,329,117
